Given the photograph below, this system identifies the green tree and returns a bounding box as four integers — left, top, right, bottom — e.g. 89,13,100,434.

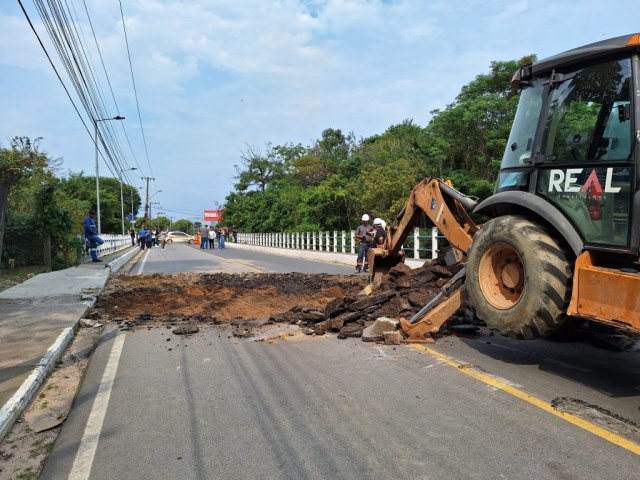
57,173,141,234
424,56,536,194
34,181,78,269
172,219,193,233
0,137,51,258
235,143,287,192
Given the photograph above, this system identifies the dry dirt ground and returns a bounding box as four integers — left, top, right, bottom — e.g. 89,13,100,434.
87,261,473,341
89,272,369,330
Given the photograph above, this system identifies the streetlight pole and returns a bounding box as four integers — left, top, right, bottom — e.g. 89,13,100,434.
119,167,137,235
94,115,125,234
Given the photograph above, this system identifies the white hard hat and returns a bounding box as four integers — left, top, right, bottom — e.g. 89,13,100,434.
361,214,370,221
373,217,382,226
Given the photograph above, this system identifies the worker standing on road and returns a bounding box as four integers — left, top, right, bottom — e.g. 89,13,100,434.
200,225,209,249
138,226,147,250
208,226,216,249
355,214,374,273
371,218,387,247
145,228,154,249
83,210,104,262
217,227,226,249
159,228,168,250
129,227,136,246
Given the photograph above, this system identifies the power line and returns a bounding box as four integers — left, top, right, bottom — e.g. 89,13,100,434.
80,0,144,176
17,0,92,143
118,0,154,177
20,0,148,183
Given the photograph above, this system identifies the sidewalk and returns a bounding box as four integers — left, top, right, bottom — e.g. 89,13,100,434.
0,246,138,440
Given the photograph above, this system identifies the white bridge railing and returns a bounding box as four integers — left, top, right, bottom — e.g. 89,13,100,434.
237,227,441,260
80,234,132,260
97,234,132,256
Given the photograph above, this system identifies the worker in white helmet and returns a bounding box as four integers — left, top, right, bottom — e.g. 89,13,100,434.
371,217,387,247
355,213,374,273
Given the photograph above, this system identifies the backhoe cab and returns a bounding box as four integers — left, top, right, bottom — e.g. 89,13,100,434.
372,33,640,342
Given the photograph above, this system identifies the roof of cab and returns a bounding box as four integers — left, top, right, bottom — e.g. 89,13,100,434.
532,33,640,75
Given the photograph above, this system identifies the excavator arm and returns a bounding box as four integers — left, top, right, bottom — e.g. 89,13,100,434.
367,177,480,343
368,177,479,277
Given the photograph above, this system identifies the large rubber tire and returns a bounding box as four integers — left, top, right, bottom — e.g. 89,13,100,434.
466,216,572,339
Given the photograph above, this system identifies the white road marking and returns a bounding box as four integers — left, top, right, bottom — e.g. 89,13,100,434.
423,361,445,369
135,249,150,275
370,347,400,359
68,333,126,480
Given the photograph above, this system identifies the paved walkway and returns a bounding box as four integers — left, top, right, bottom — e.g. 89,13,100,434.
0,246,138,439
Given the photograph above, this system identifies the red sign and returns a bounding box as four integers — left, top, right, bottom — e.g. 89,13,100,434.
204,209,223,222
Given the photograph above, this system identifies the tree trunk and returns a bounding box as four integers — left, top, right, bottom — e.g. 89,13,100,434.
43,234,52,271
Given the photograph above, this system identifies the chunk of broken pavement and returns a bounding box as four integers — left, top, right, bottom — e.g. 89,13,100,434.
348,290,396,312
172,324,200,335
384,331,403,345
362,317,399,342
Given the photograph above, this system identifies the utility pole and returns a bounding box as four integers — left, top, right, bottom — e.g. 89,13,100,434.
141,176,155,220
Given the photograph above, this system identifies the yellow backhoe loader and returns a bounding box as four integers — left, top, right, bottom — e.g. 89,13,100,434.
369,33,640,342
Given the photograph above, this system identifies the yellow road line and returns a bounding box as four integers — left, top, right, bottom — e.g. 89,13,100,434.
227,259,266,273
411,344,640,456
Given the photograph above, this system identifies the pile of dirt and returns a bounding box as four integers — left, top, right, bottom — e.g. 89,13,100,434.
89,272,368,331
270,259,474,339
91,261,477,341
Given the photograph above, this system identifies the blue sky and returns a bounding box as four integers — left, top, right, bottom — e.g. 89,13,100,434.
0,0,638,227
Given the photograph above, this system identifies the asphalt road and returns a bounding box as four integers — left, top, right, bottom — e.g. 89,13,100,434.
126,242,356,275
41,245,640,479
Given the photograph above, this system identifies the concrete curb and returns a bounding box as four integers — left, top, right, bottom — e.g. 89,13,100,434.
0,247,136,441
0,317,87,441
107,246,139,273
227,242,427,269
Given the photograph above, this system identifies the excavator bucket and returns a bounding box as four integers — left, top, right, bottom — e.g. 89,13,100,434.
400,267,467,343
367,247,404,281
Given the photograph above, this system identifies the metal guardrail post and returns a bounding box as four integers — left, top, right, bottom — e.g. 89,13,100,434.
432,227,438,259
414,227,419,259
350,231,355,254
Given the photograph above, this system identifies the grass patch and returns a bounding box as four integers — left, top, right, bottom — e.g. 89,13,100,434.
16,467,37,480
29,438,54,459
0,266,46,294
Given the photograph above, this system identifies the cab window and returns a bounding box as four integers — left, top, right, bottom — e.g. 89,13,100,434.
535,57,634,248
540,58,633,164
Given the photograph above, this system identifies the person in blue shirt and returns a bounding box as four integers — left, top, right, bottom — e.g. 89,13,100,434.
83,210,104,262
138,226,147,250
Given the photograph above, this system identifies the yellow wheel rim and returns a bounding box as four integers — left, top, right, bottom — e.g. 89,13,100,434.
478,242,525,310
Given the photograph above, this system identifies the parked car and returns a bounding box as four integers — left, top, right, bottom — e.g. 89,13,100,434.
165,231,194,244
